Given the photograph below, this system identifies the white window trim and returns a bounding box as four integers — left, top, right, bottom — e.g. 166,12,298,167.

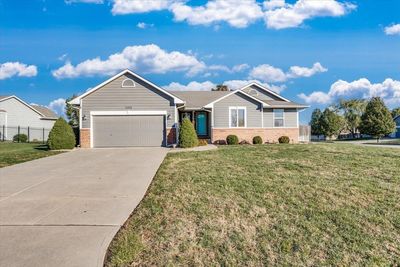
229,106,247,128
273,109,285,128
121,78,136,88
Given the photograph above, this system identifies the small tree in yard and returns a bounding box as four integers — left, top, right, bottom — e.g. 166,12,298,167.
320,108,345,140
338,99,367,138
179,118,198,148
392,107,400,118
212,84,229,91
359,97,395,143
310,108,323,137
47,118,76,150
65,95,79,127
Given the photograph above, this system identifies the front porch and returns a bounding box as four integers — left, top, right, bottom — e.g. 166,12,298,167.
178,109,211,140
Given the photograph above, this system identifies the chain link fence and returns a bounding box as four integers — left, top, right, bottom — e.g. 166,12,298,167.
0,125,52,143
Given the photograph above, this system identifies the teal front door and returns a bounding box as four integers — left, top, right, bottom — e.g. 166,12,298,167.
196,112,207,136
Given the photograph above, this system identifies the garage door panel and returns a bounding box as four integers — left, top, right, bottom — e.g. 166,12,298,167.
93,115,165,147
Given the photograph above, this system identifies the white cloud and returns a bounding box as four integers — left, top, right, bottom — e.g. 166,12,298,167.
52,44,206,78
263,0,285,10
298,78,400,105
384,24,400,35
249,64,287,83
48,98,66,117
58,54,68,61
264,0,356,29
164,81,216,91
208,63,250,73
85,0,355,30
137,22,154,29
298,91,331,104
232,63,250,72
250,62,327,82
170,0,264,28
287,62,327,78
112,0,178,15
0,62,38,80
65,0,103,4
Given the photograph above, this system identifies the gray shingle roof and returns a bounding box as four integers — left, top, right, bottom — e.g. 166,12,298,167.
0,96,11,101
31,105,58,119
168,91,231,109
168,91,308,109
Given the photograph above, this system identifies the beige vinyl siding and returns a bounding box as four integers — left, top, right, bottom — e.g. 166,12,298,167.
213,92,262,128
242,84,283,101
284,108,298,127
263,108,298,128
81,73,176,128
263,109,274,128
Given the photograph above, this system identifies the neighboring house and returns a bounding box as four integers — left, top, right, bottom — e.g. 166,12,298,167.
69,69,308,148
390,115,400,138
0,95,58,141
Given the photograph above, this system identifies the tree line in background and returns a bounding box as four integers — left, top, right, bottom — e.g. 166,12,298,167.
311,97,398,142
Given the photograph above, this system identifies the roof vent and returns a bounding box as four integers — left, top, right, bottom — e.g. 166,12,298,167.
122,79,135,88
248,89,258,96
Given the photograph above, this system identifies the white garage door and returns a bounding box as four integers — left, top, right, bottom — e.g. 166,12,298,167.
92,115,165,147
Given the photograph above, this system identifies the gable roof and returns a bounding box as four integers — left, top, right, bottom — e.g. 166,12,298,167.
0,95,47,117
31,105,58,119
203,89,268,108
168,91,231,109
0,96,11,101
69,69,185,105
240,82,291,102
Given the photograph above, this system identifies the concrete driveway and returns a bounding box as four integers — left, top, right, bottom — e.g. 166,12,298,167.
0,148,168,267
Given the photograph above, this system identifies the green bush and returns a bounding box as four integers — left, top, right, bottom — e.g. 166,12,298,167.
253,136,263,144
226,135,239,145
278,136,290,144
13,134,28,143
179,118,198,148
47,118,76,150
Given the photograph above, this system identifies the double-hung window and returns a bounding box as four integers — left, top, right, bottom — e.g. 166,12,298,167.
229,107,246,128
274,109,284,127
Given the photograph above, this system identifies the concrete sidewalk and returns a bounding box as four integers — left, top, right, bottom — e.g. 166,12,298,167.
335,139,400,149
0,148,168,267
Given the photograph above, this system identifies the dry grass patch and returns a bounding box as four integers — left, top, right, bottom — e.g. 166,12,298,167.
106,144,400,266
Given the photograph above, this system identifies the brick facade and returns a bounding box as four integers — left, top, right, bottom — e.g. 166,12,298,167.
80,129,91,148
212,128,299,144
166,127,176,145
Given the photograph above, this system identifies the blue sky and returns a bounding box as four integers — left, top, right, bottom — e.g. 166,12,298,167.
1,0,399,123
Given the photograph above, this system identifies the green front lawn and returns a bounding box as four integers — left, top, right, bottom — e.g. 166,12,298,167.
106,144,400,266
0,142,63,168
